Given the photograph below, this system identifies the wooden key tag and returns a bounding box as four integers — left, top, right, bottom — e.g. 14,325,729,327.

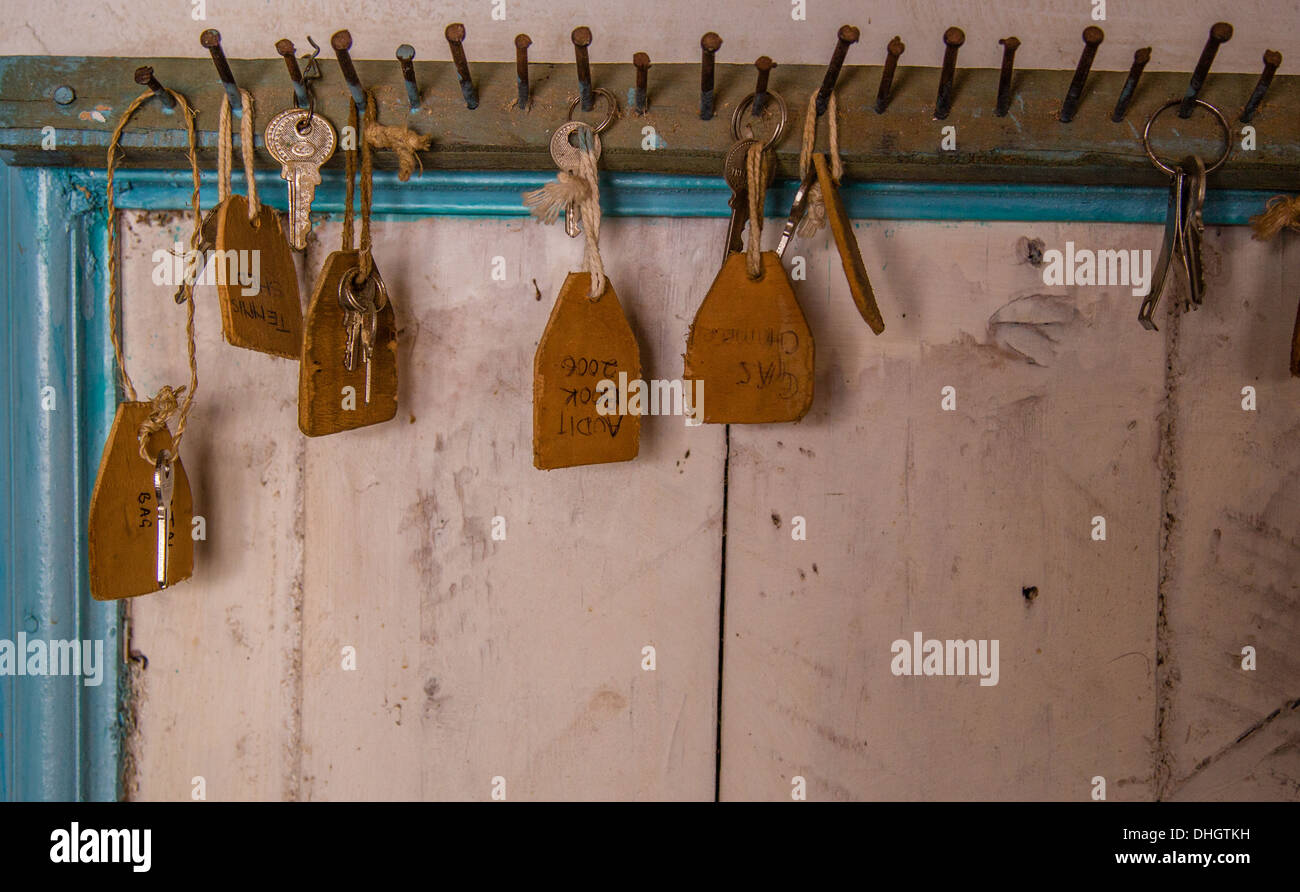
299,250,398,436
534,272,641,469
813,154,885,335
88,401,194,600
215,195,303,358
685,252,815,424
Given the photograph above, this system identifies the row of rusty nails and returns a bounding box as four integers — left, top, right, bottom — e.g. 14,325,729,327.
168,23,1283,128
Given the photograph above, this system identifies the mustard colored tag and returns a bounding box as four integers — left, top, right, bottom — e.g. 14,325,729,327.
533,272,641,469
215,195,303,358
684,251,814,423
299,251,398,436
88,401,194,600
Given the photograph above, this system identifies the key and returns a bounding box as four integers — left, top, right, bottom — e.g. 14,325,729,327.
153,450,175,589
550,122,602,239
1139,165,1188,331
338,267,390,405
775,164,820,258
1180,154,1207,307
265,108,337,250
172,206,220,304
721,138,755,265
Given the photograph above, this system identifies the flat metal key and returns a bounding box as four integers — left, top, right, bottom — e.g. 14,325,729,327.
265,107,337,250
1180,154,1207,306
1139,165,1188,331
172,206,221,304
339,268,389,404
721,138,757,265
775,163,820,259
153,450,175,589
550,122,602,238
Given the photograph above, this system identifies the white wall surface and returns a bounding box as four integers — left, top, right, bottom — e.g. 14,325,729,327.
4,0,1299,72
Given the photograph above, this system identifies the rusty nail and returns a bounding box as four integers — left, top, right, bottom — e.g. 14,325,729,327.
396,44,419,111
1240,49,1282,123
1111,46,1152,122
134,65,176,110
700,32,722,120
1179,22,1233,118
1059,26,1104,123
444,23,478,109
753,55,775,116
331,30,366,111
815,24,859,116
633,52,650,115
995,37,1020,117
874,36,905,114
515,34,532,109
572,26,594,111
935,26,965,120
200,29,242,113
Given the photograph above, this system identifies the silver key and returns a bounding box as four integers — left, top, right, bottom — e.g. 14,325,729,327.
339,268,389,405
721,138,755,265
153,450,175,589
1140,166,1188,331
1180,154,1207,307
776,163,819,259
550,122,602,238
172,206,220,304
266,108,337,250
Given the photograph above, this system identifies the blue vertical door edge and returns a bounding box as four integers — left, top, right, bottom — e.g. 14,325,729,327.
1,162,119,801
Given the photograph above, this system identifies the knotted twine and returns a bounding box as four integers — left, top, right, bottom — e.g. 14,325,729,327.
1250,194,1300,241
797,90,843,238
523,128,608,298
105,87,202,463
217,88,260,221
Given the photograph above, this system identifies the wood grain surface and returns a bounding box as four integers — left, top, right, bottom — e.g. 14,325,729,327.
215,196,302,360
685,251,814,424
299,250,398,437
533,272,641,469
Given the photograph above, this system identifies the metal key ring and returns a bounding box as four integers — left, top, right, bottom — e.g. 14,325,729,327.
731,91,788,151
567,87,619,133
1142,98,1232,176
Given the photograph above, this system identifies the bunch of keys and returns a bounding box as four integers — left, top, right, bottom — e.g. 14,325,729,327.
549,121,602,237
265,106,337,250
720,91,785,268
1139,98,1228,331
339,267,389,405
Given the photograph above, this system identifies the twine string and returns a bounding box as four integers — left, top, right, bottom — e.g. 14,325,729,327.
105,87,202,462
797,90,842,238
745,140,771,279
522,128,607,299
1251,194,1300,241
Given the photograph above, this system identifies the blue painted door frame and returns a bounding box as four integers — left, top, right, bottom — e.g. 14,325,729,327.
0,163,1288,802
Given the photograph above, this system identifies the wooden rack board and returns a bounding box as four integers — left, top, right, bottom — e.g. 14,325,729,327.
0,56,1297,189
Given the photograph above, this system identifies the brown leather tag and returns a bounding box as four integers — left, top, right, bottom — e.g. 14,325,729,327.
87,401,194,601
533,272,641,469
215,195,303,358
684,251,814,424
814,154,886,335
299,250,398,437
